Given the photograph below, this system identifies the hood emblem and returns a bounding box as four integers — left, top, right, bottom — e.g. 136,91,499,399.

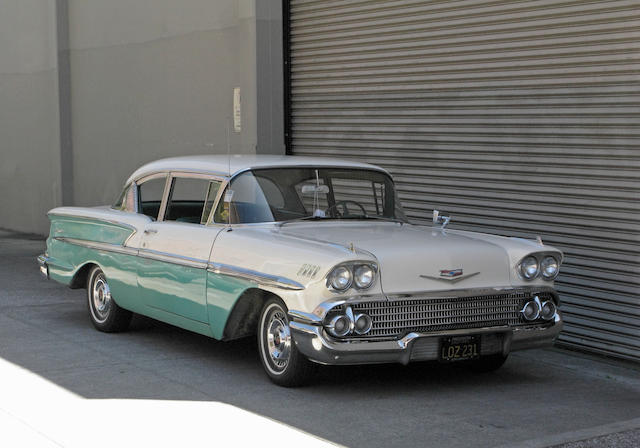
420,269,480,283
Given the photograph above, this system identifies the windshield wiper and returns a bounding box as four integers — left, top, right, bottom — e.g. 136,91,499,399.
277,215,336,227
278,215,405,227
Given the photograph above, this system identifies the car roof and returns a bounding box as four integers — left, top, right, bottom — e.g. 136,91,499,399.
126,154,389,184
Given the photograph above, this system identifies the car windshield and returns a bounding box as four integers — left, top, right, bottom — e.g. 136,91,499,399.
213,167,408,224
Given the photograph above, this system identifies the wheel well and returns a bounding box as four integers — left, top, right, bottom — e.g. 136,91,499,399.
222,288,281,341
69,263,97,289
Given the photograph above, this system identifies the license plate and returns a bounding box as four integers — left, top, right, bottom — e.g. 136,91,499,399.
439,336,480,362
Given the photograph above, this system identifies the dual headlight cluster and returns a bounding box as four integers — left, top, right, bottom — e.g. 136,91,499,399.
326,306,373,337
519,254,560,281
521,296,557,322
326,261,378,292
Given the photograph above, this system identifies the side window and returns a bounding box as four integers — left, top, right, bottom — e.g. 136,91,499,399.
138,176,167,220
165,177,219,224
201,180,222,224
113,183,136,212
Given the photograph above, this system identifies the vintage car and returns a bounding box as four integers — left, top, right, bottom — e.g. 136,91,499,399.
38,155,563,386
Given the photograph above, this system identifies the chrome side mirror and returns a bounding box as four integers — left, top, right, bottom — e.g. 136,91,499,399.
433,210,451,228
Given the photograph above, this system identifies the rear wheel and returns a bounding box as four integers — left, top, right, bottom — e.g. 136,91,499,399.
257,297,315,387
87,266,132,332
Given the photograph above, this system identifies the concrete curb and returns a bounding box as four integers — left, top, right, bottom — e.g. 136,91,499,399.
495,417,640,448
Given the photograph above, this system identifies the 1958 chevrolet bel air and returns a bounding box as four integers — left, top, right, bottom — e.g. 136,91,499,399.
38,155,563,386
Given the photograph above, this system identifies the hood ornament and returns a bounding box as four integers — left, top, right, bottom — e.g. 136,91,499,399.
433,210,451,229
420,268,480,283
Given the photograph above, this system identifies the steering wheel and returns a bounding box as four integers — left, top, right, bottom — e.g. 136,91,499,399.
325,200,367,218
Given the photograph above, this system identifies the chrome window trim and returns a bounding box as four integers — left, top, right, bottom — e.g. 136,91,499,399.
230,165,391,182
212,166,397,225
207,262,305,291
136,172,171,222
206,178,230,226
169,171,226,225
134,170,227,226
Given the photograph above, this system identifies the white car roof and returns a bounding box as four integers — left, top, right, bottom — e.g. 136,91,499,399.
126,154,388,184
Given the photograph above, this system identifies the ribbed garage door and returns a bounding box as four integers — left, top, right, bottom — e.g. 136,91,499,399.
287,0,640,361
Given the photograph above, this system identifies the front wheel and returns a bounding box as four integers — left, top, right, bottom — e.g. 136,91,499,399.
257,297,315,387
87,266,132,333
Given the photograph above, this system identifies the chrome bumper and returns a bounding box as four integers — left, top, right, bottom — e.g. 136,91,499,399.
37,254,49,279
289,313,563,366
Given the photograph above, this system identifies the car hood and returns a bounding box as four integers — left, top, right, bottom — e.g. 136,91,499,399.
278,222,513,295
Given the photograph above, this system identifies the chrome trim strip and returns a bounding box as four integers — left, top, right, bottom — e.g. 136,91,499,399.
132,169,229,184
288,309,323,325
55,237,212,270
207,262,305,291
54,237,139,257
47,214,141,233
138,248,208,269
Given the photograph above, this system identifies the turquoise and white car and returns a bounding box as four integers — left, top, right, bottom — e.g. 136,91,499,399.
38,155,563,386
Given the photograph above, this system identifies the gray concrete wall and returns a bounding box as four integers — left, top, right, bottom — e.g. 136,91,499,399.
0,0,63,235
67,0,262,206
0,0,285,234
256,0,285,155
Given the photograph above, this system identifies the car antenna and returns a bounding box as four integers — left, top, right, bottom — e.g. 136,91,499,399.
224,116,233,231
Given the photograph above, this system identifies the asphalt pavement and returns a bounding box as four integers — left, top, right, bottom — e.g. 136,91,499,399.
1,229,639,447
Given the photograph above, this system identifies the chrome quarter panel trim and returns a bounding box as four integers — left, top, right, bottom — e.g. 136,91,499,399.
54,237,139,257
47,214,141,234
207,262,305,291
138,248,208,269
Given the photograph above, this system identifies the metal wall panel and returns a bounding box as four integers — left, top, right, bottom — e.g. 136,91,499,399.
288,0,640,361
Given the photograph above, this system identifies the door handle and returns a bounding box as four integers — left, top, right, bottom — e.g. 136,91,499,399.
144,229,158,235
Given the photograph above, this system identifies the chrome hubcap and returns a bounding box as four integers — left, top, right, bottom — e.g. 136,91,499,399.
266,310,291,370
92,273,111,322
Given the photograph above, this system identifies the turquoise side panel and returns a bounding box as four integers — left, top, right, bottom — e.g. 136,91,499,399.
49,214,133,245
206,272,254,340
45,214,142,313
138,258,209,324
45,213,244,340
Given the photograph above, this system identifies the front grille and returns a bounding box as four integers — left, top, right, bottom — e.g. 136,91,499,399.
327,291,554,339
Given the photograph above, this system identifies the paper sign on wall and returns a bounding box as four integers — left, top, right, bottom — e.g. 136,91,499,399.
233,87,241,132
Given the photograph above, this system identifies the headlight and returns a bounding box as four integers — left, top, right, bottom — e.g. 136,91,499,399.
541,256,559,280
327,314,351,337
354,264,375,289
328,266,352,291
540,300,557,320
326,262,377,292
520,256,539,280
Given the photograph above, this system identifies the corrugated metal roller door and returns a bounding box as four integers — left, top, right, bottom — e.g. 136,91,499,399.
288,0,640,361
